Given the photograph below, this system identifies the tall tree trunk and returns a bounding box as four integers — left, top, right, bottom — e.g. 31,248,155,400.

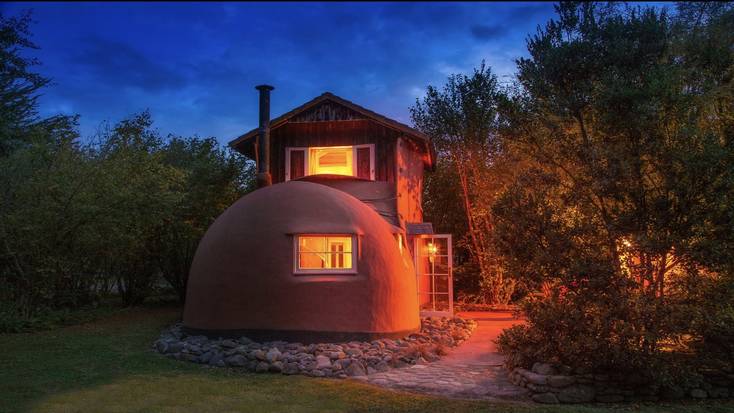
454,153,485,277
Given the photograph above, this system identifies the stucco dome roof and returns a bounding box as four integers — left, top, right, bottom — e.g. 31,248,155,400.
183,180,419,342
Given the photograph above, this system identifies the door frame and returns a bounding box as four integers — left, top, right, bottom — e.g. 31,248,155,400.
413,234,453,317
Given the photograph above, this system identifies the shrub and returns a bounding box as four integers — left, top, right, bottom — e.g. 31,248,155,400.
494,2,734,386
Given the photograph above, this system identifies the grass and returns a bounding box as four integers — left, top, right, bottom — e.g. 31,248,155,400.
1,306,733,413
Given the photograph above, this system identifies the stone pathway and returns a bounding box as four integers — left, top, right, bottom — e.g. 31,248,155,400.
358,311,530,401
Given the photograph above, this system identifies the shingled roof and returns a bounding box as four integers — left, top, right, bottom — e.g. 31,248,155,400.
228,92,434,167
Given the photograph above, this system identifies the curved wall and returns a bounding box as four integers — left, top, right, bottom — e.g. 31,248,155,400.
183,181,420,342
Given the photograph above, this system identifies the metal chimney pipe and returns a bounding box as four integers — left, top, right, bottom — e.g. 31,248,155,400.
255,84,274,188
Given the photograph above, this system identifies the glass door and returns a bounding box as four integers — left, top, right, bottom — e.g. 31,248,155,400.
414,234,453,316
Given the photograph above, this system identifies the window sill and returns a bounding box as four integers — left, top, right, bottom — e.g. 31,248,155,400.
293,270,358,276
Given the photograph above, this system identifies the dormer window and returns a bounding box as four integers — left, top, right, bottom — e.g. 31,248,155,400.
286,144,374,181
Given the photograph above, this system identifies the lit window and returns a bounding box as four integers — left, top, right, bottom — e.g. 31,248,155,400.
309,146,353,176
295,235,355,273
286,145,374,181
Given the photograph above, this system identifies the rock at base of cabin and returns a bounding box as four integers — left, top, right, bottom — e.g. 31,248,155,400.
225,355,246,367
345,361,367,377
255,361,270,373
153,316,476,380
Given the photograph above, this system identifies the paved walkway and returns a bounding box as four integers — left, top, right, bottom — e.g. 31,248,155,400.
360,311,530,401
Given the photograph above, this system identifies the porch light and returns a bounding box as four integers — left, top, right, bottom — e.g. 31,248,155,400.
427,242,438,263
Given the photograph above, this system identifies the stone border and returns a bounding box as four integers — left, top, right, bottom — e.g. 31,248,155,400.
154,317,476,378
508,362,734,404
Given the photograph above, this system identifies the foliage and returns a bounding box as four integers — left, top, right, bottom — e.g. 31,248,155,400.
155,135,254,302
0,111,252,322
0,300,123,333
495,2,734,380
0,11,68,156
0,10,251,327
412,63,519,304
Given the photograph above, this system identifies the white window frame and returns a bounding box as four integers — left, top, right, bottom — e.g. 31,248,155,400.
293,234,358,275
285,144,375,181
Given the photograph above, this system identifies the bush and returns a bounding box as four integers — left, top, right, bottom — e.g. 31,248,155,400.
0,112,253,327
494,2,734,385
495,324,536,369
0,300,122,333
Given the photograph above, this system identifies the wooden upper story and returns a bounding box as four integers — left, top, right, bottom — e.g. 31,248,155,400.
228,92,434,229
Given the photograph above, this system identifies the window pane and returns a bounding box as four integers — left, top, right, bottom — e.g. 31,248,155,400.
297,236,353,271
299,236,325,253
308,147,354,176
432,256,450,275
434,275,450,293
326,252,352,269
326,236,352,253
299,252,325,269
320,151,347,167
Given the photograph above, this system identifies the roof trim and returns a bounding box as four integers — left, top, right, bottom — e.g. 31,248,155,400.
406,222,435,235
228,92,433,166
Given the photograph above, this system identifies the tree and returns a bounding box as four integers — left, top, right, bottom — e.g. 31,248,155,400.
90,112,186,306
0,10,254,328
155,136,252,302
495,2,734,377
0,11,58,156
411,62,517,304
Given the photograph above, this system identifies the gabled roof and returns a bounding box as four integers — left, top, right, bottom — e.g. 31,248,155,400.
228,92,434,167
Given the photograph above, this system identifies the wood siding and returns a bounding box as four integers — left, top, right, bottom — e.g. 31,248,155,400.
269,119,399,184
290,101,367,122
396,136,424,224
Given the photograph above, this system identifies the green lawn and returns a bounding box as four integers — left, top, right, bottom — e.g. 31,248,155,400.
1,307,733,413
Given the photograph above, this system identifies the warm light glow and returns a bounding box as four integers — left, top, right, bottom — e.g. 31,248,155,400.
427,242,438,263
297,235,354,271
618,237,634,277
427,242,438,256
308,146,354,176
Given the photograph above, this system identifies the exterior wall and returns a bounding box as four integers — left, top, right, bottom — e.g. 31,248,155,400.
183,181,420,342
269,119,399,184
395,136,425,225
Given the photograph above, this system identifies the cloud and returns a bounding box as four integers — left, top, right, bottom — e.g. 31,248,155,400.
73,36,186,92
502,3,556,25
470,24,507,40
13,2,561,143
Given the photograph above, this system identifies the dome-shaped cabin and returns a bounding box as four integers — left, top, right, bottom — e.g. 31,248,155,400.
183,180,421,342
184,86,454,342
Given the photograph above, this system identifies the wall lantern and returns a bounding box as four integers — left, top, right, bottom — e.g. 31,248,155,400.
427,242,438,263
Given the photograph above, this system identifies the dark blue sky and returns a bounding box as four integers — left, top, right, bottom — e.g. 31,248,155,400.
0,2,661,143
